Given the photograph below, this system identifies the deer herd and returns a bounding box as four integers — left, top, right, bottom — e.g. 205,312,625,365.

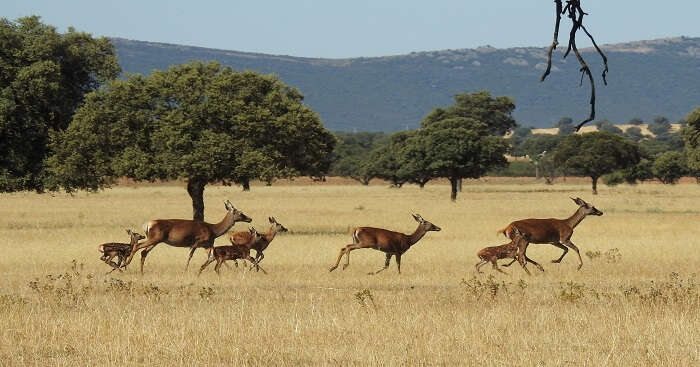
98,197,603,276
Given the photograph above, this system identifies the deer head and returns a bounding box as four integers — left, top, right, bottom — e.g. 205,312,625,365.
125,229,145,242
225,200,252,223
412,213,442,232
268,216,288,233
570,197,603,216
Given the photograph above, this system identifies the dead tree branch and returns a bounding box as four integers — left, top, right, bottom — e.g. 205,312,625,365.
540,0,609,132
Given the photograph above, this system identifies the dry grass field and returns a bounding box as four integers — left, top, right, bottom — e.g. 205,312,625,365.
1,179,700,366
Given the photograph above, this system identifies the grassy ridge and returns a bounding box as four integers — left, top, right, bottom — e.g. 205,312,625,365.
1,182,699,365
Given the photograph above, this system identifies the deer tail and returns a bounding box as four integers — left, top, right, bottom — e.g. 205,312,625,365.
142,221,152,237
98,244,105,253
348,227,360,244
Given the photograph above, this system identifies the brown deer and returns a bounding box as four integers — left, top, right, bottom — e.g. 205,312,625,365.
476,227,532,275
229,216,288,271
98,229,145,273
499,197,603,270
198,228,266,275
329,213,441,275
123,200,252,273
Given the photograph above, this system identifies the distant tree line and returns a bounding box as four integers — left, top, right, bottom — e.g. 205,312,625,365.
330,107,700,195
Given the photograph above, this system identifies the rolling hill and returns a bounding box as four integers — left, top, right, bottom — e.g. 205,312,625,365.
112,36,700,131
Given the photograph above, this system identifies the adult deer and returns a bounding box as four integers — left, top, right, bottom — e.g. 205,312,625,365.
229,216,288,271
123,200,252,273
329,213,441,275
499,197,603,270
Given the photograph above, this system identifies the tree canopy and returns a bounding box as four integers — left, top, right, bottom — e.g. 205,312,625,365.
46,61,335,220
0,16,120,192
421,90,516,136
553,131,641,194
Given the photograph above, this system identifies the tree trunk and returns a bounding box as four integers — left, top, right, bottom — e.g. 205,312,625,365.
534,163,541,180
457,178,463,192
241,179,250,191
591,176,598,195
450,177,459,201
187,179,206,221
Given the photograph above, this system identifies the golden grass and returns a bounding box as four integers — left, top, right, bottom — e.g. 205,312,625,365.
1,181,700,366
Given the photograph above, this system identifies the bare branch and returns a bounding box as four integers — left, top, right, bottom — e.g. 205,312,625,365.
541,0,608,131
540,0,563,82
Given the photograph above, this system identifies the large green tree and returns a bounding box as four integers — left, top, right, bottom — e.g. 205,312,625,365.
553,132,641,194
46,61,335,220
0,16,120,192
419,117,509,201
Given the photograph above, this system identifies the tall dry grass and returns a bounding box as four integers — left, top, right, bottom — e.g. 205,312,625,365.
1,180,699,366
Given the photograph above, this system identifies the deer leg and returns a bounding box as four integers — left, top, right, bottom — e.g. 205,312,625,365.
183,246,199,272
370,253,392,275
214,259,223,275
551,242,569,263
475,259,488,273
138,244,159,274
563,240,583,270
329,246,349,272
492,259,509,274
198,256,216,275
254,252,265,268
395,254,402,274
104,254,122,273
501,259,517,267
247,256,267,274
124,238,157,267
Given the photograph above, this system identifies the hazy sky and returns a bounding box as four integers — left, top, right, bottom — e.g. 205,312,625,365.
5,1,700,58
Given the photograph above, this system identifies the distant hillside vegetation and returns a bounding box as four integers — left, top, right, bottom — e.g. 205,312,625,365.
112,37,700,131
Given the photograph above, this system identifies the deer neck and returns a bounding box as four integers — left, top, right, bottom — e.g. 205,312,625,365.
407,225,429,247
263,225,277,243
564,207,588,229
210,211,236,237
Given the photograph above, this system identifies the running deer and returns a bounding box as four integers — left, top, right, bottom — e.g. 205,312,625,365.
229,216,288,271
499,197,603,270
329,213,441,275
476,227,532,275
198,228,266,275
123,200,252,273
98,229,145,273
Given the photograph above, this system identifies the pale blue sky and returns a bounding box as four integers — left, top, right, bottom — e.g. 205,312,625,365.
5,1,699,58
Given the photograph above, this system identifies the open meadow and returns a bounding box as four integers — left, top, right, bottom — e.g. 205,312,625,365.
1,179,700,366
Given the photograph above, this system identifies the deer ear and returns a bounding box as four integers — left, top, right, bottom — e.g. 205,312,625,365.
269,217,274,223
126,229,131,235
412,213,423,222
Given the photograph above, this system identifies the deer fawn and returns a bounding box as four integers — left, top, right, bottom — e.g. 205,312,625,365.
98,229,145,273
198,228,267,275
499,197,603,270
476,227,532,275
329,213,441,275
229,216,288,271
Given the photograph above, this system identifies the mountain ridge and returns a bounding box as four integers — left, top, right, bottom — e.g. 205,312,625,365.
112,36,700,131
